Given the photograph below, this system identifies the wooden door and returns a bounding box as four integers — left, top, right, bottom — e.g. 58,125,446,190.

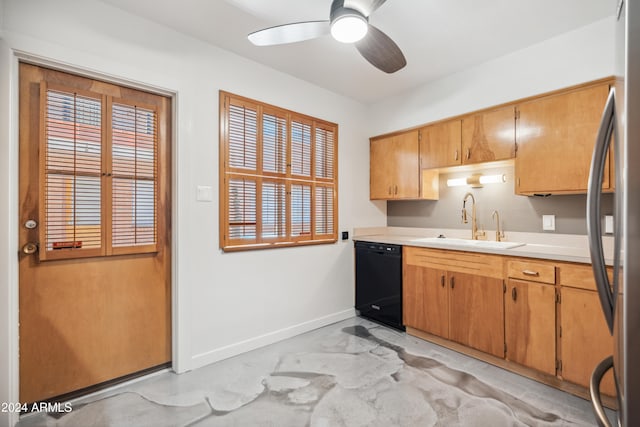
560,287,616,396
515,83,610,195
419,119,461,168
461,106,515,164
370,131,419,200
18,63,171,403
449,272,504,357
505,279,556,375
403,265,448,338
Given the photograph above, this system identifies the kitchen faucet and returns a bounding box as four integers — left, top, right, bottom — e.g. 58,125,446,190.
492,210,505,242
462,192,485,240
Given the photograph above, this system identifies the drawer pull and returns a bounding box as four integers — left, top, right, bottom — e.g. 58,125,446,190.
522,270,539,277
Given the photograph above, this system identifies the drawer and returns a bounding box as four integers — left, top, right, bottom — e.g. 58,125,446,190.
404,246,504,279
507,259,555,284
557,262,613,291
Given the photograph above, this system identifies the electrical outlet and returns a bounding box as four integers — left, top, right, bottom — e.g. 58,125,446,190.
542,215,555,231
341,231,349,241
605,215,614,234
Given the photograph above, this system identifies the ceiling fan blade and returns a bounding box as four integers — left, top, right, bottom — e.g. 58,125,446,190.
344,0,387,17
355,24,406,73
248,21,330,46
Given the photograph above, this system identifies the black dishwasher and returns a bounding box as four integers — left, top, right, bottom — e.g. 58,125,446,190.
355,241,404,331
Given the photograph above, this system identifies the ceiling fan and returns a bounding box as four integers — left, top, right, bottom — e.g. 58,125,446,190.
247,0,406,74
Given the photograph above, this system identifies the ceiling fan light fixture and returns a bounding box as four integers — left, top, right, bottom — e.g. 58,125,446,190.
330,9,368,43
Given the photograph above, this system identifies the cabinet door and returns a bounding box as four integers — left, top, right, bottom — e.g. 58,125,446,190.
461,106,516,164
561,287,615,396
370,131,419,200
403,265,449,338
515,84,610,195
449,272,504,357
505,279,556,375
392,131,420,199
419,120,461,168
370,135,395,199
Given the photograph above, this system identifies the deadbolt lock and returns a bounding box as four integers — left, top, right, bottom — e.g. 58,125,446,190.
22,242,38,255
25,219,37,229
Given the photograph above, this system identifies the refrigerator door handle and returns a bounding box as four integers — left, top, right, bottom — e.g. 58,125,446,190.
590,355,614,427
587,87,617,334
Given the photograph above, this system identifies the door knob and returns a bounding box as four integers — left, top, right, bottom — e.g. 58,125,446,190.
22,242,38,255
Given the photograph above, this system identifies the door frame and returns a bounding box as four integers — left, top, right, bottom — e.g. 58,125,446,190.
5,50,185,421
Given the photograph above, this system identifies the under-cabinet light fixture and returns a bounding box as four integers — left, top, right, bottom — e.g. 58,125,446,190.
446,173,506,188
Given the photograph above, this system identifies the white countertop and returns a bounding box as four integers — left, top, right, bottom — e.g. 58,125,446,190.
353,227,615,265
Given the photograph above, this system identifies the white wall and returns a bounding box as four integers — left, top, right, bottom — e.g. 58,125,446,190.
0,0,386,410
367,17,616,136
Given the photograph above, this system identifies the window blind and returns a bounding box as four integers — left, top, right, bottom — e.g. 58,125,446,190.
41,85,161,260
228,103,257,170
112,103,158,248
44,89,102,253
220,92,338,251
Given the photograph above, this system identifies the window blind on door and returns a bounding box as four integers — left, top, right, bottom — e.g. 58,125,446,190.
44,89,102,253
112,103,158,248
41,84,163,260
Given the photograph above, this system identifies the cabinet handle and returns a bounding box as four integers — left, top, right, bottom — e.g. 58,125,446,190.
454,149,459,161
394,185,398,195
512,287,518,302
450,276,455,289
522,270,539,277
466,148,471,160
388,186,392,195
440,275,445,288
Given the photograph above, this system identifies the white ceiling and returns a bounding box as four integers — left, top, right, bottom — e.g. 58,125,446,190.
99,0,614,104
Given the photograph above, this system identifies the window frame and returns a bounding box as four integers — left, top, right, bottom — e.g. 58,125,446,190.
219,91,338,252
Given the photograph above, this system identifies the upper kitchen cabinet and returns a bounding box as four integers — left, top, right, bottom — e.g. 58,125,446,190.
461,106,516,164
515,81,613,195
370,130,422,200
419,119,462,168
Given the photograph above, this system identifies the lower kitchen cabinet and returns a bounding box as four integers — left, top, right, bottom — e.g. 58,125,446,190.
403,265,448,338
449,272,504,357
505,279,556,375
402,247,615,401
560,286,616,396
403,247,504,358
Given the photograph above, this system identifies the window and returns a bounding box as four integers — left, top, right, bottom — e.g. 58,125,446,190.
219,92,338,251
41,84,161,260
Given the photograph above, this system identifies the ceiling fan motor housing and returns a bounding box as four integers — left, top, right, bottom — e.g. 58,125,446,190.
330,3,368,24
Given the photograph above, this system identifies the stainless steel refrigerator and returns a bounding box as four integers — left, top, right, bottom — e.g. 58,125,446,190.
588,1,640,426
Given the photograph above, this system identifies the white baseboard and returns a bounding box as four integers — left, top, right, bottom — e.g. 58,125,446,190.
190,309,356,370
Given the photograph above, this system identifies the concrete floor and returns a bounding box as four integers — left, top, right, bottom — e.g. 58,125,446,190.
17,317,615,426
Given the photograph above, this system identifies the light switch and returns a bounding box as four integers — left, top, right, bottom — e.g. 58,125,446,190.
542,215,555,231
196,185,213,202
605,215,614,234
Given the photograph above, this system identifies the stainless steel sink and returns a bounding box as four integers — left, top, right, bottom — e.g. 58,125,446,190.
410,237,526,250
